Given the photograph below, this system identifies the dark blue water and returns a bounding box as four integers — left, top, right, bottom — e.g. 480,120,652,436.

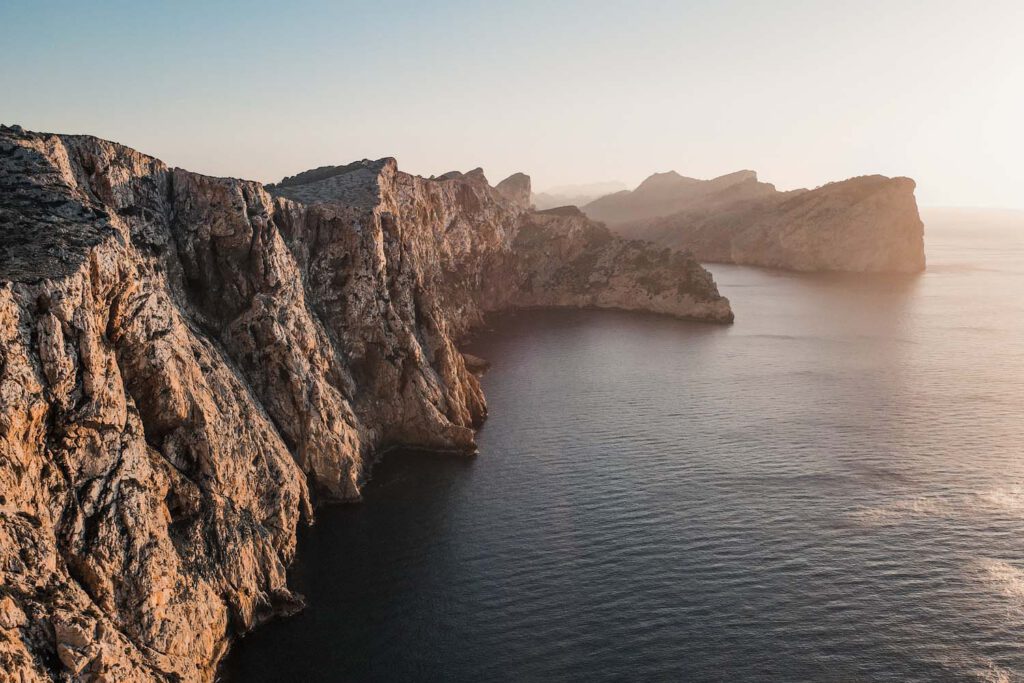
223,209,1024,682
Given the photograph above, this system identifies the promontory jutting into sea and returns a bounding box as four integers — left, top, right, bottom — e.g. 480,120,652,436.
2,124,925,677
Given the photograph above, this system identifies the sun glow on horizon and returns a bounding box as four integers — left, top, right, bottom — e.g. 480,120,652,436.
1,0,1022,209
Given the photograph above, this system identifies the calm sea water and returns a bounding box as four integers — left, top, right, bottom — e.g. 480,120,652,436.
223,209,1024,682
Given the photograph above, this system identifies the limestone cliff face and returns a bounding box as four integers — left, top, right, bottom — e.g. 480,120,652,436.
0,126,731,681
616,175,926,273
509,207,732,320
0,130,311,683
586,168,925,273
493,172,531,209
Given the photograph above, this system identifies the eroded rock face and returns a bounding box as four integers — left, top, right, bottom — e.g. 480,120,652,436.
509,207,733,321
0,126,731,681
494,172,532,210
1,129,311,683
594,171,925,273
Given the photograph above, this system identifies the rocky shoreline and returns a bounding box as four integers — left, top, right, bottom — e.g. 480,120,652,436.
0,126,731,681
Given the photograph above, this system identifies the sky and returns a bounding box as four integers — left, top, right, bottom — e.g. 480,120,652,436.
2,0,1022,208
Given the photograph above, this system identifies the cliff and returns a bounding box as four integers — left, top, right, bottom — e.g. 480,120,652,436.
0,126,731,682
615,175,926,273
585,169,925,273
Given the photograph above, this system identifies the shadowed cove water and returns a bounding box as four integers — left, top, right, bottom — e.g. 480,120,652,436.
224,209,1024,682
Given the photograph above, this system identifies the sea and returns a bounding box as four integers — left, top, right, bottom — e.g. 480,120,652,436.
223,208,1024,682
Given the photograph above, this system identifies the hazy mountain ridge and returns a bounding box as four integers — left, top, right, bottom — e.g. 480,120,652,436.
583,169,925,273
582,170,781,225
531,181,628,210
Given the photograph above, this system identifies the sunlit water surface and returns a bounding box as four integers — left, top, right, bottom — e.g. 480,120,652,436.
224,209,1024,682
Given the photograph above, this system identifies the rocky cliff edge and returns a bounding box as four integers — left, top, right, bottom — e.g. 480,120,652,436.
0,126,731,681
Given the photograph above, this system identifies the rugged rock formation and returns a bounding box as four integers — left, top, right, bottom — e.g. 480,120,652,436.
0,126,731,681
510,207,731,320
432,167,488,185
579,168,925,273
493,172,531,210
612,174,926,273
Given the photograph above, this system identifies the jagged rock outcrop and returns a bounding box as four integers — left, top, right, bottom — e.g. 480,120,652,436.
433,167,488,184
1,129,313,683
509,207,730,320
493,172,531,210
613,174,926,273
0,126,731,681
584,169,925,273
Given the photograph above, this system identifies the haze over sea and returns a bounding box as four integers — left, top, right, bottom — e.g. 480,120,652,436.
225,208,1024,682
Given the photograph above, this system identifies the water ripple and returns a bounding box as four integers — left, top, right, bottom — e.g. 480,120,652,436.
226,213,1024,682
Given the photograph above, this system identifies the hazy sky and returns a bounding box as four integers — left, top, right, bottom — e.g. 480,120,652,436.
2,0,1022,207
